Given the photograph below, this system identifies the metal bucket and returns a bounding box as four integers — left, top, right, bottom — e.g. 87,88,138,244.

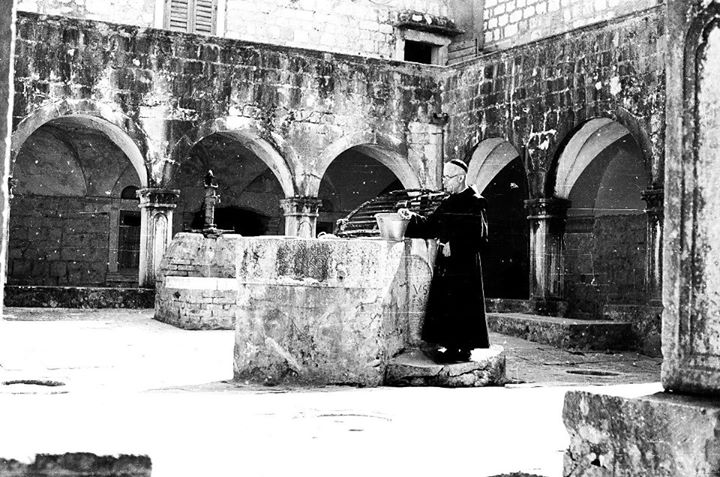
375,212,410,241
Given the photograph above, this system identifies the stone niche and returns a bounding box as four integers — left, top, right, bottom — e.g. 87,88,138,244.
562,3,720,476
156,233,436,386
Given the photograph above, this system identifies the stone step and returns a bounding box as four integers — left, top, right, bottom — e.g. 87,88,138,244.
384,346,505,387
486,312,634,351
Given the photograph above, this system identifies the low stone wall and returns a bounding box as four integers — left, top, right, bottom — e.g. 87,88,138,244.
156,233,437,386
155,233,241,329
0,453,151,477
4,285,154,308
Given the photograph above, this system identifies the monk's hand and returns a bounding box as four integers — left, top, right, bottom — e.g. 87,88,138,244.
441,241,451,257
397,208,413,220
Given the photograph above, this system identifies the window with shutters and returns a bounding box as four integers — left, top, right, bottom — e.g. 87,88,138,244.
165,0,218,35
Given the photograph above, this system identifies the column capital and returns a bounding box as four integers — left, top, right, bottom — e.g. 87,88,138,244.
524,197,570,220
641,188,664,217
138,188,180,209
280,196,322,217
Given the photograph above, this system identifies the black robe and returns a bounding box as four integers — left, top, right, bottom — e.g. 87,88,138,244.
405,186,490,349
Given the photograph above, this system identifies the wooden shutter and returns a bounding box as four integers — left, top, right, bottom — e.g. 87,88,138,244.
193,0,217,35
166,0,217,35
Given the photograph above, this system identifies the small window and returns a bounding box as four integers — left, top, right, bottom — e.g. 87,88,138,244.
404,40,435,64
121,186,140,200
166,0,218,35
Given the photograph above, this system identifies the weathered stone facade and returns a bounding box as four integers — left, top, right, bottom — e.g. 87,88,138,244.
563,1,720,475
5,0,669,358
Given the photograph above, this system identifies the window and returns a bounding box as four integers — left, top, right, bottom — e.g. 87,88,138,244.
165,0,218,35
404,40,435,64
121,186,140,200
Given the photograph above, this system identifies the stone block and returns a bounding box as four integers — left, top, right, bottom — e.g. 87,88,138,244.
385,347,506,387
563,390,720,476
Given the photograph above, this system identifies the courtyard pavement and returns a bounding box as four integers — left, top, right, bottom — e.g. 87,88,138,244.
0,308,663,477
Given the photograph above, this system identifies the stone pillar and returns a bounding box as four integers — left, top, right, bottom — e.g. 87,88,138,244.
525,197,570,316
0,0,15,316
563,4,720,476
280,197,322,239
138,188,179,288
641,188,663,305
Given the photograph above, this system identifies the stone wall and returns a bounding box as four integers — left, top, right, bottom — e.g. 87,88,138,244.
17,0,155,28
7,195,119,286
155,232,240,329
482,0,660,49
444,5,665,196
16,0,459,60
13,12,444,192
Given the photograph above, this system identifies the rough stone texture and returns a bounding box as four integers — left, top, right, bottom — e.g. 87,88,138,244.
563,390,720,477
662,0,720,394
485,298,534,314
482,0,659,49
444,6,665,197
0,453,151,476
17,0,155,28
384,346,506,387
12,11,444,195
4,285,154,308
0,0,16,316
231,237,436,386
155,234,436,386
155,232,243,329
602,303,662,357
486,312,633,351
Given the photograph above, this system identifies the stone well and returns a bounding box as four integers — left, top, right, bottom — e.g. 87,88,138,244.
156,233,438,386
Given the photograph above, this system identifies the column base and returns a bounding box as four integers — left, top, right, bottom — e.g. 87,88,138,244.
563,389,720,476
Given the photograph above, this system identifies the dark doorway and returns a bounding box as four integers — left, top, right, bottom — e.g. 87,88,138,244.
193,206,269,236
118,211,141,270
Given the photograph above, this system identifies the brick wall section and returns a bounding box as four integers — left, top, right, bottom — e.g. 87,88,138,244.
13,12,443,190
444,6,665,196
155,233,239,329
17,0,454,60
17,0,154,29
8,196,112,286
483,0,661,49
225,0,450,60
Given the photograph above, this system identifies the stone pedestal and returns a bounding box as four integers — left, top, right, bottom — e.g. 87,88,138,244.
641,188,663,304
280,196,322,238
564,390,720,477
138,188,179,288
563,4,720,476
525,198,570,315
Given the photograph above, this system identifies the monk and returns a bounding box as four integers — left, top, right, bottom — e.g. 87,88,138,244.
399,159,490,363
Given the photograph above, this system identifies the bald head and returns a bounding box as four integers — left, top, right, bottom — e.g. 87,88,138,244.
442,162,467,194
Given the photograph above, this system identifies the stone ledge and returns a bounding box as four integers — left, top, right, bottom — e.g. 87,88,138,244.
384,346,506,387
487,313,634,350
563,390,720,476
4,286,154,309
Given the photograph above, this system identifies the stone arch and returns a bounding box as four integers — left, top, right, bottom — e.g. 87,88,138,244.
166,117,297,198
12,100,149,187
309,131,420,196
552,118,648,199
466,138,525,193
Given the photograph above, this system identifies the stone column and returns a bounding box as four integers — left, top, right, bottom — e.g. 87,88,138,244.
280,197,322,239
525,197,570,315
138,188,179,288
0,0,16,315
641,188,663,304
